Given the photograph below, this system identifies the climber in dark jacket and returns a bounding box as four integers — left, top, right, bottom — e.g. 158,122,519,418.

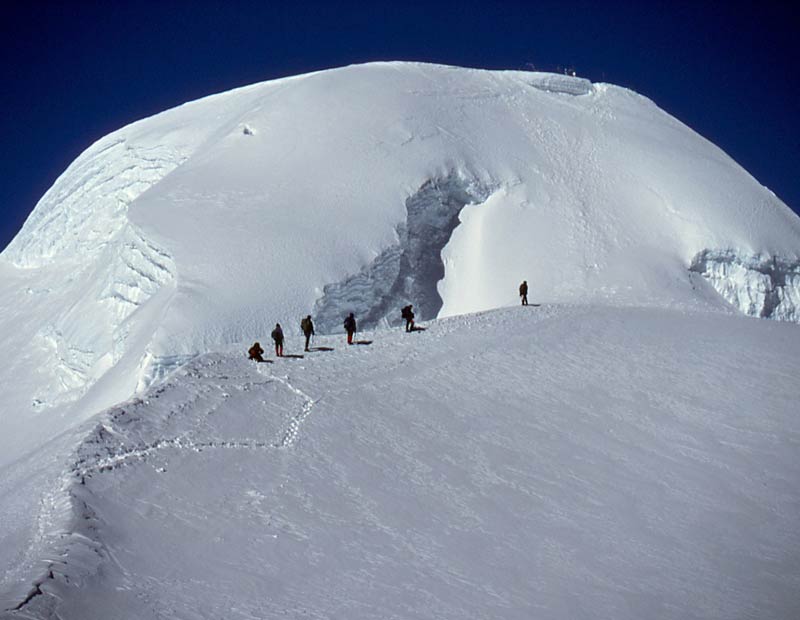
401,304,415,332
519,280,529,306
300,315,315,352
271,323,284,357
343,313,356,345
248,341,266,362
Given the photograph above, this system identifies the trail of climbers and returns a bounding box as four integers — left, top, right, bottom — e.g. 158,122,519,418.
6,351,329,615
270,374,318,449
76,436,286,478
75,376,321,478
74,360,327,480
5,304,597,618
6,304,800,620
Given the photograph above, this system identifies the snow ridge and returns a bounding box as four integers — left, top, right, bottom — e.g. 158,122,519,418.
526,73,593,96
5,305,800,619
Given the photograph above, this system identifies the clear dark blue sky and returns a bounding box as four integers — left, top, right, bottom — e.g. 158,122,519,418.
2,1,797,252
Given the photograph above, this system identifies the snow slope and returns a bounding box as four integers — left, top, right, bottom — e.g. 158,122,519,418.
3,305,800,619
1,61,800,617
2,62,799,442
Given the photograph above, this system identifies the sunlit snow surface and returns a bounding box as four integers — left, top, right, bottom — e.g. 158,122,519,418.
2,63,800,437
1,62,800,618
3,306,800,619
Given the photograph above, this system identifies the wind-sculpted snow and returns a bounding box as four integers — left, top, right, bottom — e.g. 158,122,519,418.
0,71,297,461
526,73,593,96
27,225,176,409
3,140,189,269
4,306,800,619
690,249,800,321
102,226,175,313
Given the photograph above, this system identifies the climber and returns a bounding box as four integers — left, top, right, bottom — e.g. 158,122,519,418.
343,313,357,345
401,304,415,332
300,315,315,352
248,341,266,362
271,323,284,357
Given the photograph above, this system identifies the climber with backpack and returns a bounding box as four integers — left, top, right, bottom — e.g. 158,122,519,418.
300,315,315,352
401,304,415,332
271,323,284,357
343,313,356,345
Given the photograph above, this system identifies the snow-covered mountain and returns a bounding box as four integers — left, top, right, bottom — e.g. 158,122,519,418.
1,62,799,618
2,62,800,425
3,307,800,619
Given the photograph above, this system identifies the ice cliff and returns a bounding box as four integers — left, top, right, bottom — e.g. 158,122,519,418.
690,250,800,321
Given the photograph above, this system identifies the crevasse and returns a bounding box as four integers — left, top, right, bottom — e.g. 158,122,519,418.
312,171,494,332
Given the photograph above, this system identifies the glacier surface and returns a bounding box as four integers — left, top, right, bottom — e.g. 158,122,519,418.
2,61,799,429
1,62,800,618
3,306,799,619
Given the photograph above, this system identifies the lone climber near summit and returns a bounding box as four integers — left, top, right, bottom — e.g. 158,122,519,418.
519,280,528,306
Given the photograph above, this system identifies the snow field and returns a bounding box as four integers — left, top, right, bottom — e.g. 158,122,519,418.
1,61,800,618
5,304,799,619
3,62,800,451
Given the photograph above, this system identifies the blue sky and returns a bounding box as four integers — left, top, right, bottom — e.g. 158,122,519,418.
1,1,797,251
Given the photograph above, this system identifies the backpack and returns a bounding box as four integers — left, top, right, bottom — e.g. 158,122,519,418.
300,318,310,333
